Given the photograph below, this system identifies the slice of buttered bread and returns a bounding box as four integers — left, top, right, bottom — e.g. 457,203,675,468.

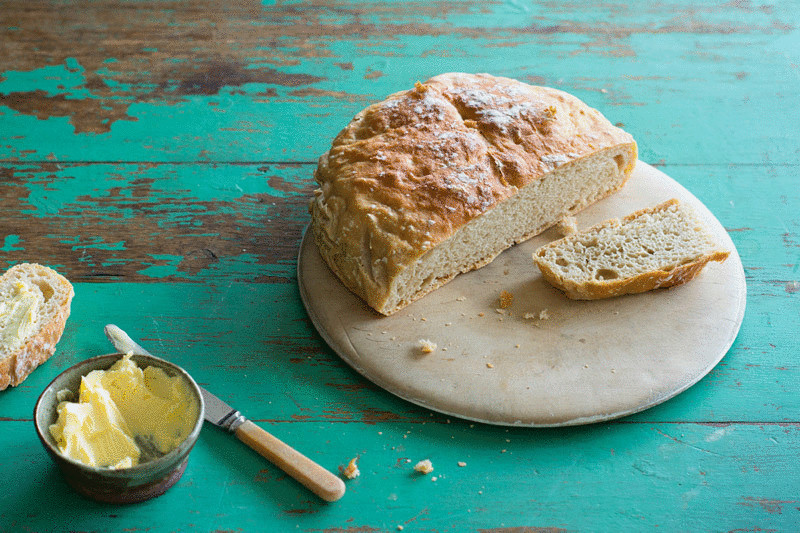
0,263,74,390
533,199,730,299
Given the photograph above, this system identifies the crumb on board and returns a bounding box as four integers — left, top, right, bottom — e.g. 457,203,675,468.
340,457,360,479
495,308,505,314
523,309,550,320
456,296,466,301
499,290,514,309
556,215,578,236
414,459,434,474
458,461,467,467
486,363,494,369
418,339,437,354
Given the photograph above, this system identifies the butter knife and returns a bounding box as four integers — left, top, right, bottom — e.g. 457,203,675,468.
104,324,345,502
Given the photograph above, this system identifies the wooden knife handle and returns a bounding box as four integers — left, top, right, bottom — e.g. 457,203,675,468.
234,420,346,502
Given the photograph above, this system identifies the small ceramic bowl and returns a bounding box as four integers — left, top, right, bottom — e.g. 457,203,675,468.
34,353,205,504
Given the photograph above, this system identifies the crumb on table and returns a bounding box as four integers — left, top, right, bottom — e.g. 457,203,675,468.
414,459,434,474
340,457,360,479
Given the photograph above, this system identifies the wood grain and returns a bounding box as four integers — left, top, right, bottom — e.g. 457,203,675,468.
1,0,799,530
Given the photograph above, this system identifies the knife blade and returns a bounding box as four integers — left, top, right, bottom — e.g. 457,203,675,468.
103,324,345,502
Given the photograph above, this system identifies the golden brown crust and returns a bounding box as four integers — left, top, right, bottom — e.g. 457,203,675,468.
536,249,730,300
0,263,74,390
311,72,636,314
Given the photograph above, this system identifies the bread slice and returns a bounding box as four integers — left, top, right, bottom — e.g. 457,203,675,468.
533,199,730,299
0,263,74,390
311,72,637,315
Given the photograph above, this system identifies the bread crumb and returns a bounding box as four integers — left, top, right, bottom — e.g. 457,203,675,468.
486,363,494,369
495,308,505,314
539,309,550,320
499,290,514,309
556,215,578,236
478,312,484,317
431,476,438,482
456,296,466,301
458,461,467,467
414,459,434,474
397,526,404,531
340,457,360,479
418,339,437,354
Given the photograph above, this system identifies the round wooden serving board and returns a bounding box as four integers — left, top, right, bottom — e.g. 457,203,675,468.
297,161,746,426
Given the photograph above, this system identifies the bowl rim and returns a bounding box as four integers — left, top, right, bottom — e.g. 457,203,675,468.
34,352,206,474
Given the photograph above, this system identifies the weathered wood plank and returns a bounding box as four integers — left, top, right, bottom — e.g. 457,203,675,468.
2,2,799,530
2,162,798,284
0,275,795,426
1,161,797,425
1,162,315,282
2,0,798,164
2,419,798,531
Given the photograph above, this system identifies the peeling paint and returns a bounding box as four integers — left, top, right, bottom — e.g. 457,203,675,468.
0,89,137,133
739,496,798,514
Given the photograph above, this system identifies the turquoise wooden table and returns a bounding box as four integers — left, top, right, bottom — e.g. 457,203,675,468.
2,1,799,531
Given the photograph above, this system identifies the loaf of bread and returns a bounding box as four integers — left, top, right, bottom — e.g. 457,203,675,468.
0,263,74,390
310,72,637,315
533,198,730,299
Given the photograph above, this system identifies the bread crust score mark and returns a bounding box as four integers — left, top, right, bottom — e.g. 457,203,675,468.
0,263,74,390
533,198,730,300
311,72,637,315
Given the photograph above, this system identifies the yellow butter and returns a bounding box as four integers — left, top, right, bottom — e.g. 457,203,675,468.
0,281,44,352
49,353,198,469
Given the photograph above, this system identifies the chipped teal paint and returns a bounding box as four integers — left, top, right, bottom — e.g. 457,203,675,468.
134,252,295,281
66,236,127,252
1,1,798,164
14,163,306,220
1,235,24,252
0,63,89,97
2,1,799,530
137,254,189,279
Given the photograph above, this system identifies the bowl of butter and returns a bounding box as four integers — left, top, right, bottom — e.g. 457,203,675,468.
34,352,205,503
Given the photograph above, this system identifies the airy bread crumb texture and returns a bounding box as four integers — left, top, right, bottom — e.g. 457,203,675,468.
533,199,730,299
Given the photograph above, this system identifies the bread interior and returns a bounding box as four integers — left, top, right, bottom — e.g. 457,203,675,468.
380,145,633,314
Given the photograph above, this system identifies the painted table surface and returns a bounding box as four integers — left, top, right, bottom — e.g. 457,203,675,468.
1,0,798,531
